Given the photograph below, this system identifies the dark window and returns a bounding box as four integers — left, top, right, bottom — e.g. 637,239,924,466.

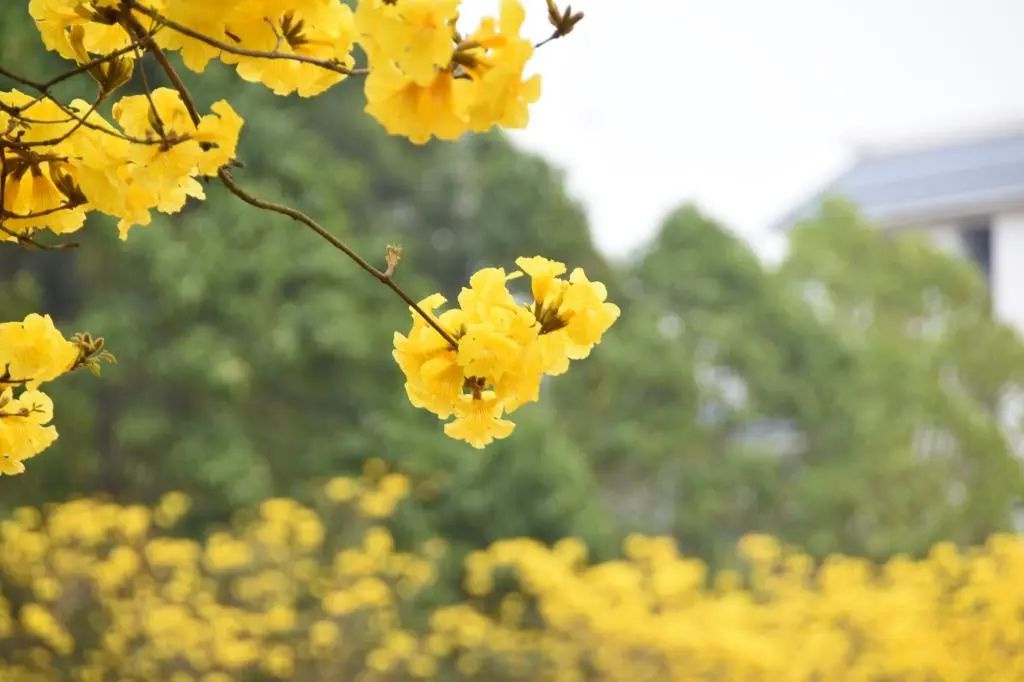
961,220,992,285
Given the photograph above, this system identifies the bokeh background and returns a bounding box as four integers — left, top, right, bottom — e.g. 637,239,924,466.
3,1,1024,679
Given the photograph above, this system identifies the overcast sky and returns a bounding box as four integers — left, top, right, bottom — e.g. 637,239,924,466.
497,0,1024,261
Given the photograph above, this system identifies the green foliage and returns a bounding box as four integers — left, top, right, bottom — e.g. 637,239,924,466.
556,200,1024,562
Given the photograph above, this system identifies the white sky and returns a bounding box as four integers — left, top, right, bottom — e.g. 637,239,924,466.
497,0,1024,261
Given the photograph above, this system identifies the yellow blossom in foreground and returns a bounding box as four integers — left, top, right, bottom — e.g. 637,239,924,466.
0,91,90,240
219,0,358,97
0,389,58,476
443,391,515,448
29,0,137,61
364,65,472,144
355,0,460,85
460,0,541,132
1,86,243,242
155,0,247,73
0,313,78,388
394,258,617,447
0,314,85,472
360,0,541,144
517,256,620,374
108,89,244,237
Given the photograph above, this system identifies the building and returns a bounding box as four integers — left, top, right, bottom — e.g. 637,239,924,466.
774,126,1024,333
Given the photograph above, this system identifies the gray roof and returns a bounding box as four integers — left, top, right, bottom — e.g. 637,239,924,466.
775,127,1024,230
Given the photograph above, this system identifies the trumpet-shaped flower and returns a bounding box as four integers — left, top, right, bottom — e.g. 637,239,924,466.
0,389,59,476
221,0,357,97
0,314,78,389
355,0,459,85
443,391,515,449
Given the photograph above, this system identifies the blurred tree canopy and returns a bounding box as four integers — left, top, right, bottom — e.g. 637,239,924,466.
2,3,1022,565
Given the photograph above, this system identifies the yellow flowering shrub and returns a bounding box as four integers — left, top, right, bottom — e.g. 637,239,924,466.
2,465,1024,681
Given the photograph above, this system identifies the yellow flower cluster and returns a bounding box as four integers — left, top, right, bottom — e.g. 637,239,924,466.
3,478,1024,680
0,314,79,476
28,0,543,144
393,257,619,448
359,0,540,143
1,86,242,241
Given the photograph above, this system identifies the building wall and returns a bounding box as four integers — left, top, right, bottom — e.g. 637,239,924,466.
993,212,1024,335
908,223,971,261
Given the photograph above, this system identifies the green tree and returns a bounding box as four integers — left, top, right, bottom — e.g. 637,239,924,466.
555,201,1024,562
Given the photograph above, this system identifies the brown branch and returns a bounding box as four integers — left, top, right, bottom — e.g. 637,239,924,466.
218,169,460,349
120,9,203,127
39,37,151,90
2,203,83,221
0,223,76,250
124,0,367,77
4,97,106,149
0,37,150,117
0,75,163,147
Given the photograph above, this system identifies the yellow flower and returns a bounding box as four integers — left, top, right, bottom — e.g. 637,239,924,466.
0,389,58,476
324,475,360,503
0,90,89,239
156,1,245,73
460,0,541,132
516,255,567,309
222,0,357,97
0,314,79,388
195,101,245,176
364,64,472,144
355,0,460,85
393,294,463,418
561,268,620,356
516,257,619,371
102,89,244,237
443,391,515,449
29,0,135,61
456,270,535,383
154,491,192,528
309,619,340,652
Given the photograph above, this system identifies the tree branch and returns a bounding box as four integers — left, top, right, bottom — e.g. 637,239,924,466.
218,169,460,349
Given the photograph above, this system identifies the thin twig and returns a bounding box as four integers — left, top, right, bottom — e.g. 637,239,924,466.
40,37,150,90
2,202,83,221
5,96,105,149
120,10,203,126
534,32,562,49
131,40,171,141
219,169,460,349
